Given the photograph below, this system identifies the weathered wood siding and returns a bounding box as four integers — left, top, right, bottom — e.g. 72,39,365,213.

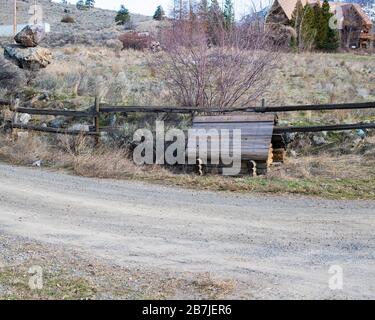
188,114,275,162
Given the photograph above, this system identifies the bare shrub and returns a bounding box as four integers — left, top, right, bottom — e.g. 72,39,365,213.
0,134,61,165
57,134,91,156
118,32,152,51
71,148,140,178
61,15,75,23
154,21,278,109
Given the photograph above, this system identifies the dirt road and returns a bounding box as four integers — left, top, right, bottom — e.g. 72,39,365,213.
0,163,374,299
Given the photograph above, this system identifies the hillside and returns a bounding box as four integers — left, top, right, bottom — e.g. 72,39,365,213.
0,0,154,46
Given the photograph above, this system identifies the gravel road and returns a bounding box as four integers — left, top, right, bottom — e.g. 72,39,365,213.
0,163,374,299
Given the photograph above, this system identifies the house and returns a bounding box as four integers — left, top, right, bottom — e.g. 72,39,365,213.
265,0,374,49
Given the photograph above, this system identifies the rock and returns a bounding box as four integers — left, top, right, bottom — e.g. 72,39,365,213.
32,160,43,167
355,129,366,139
69,124,90,132
14,25,45,47
19,113,31,125
150,41,161,53
0,56,26,89
4,45,52,71
357,88,369,98
109,114,117,127
290,150,297,157
285,132,296,143
49,118,65,128
17,132,29,139
312,135,326,146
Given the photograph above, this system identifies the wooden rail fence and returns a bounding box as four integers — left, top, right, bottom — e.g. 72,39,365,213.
1,98,375,135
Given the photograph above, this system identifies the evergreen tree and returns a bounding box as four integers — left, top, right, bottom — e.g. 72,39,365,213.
290,0,304,47
85,0,95,8
313,1,327,49
208,0,225,44
301,4,317,50
198,0,209,18
223,0,234,30
76,0,86,10
321,0,339,50
197,0,209,34
115,5,131,25
153,5,166,21
208,0,224,28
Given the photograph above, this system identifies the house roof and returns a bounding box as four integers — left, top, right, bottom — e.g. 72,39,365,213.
329,2,373,27
277,0,312,20
276,0,373,28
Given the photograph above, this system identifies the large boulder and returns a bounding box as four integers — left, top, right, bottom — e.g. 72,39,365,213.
0,55,26,89
4,45,52,71
14,25,45,47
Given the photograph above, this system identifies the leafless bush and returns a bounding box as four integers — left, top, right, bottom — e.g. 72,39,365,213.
154,21,278,109
118,32,152,51
57,134,91,156
61,15,75,23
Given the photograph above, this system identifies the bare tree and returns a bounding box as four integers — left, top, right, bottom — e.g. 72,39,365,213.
154,20,278,109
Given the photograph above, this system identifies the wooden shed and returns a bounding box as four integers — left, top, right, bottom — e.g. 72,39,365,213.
187,114,277,175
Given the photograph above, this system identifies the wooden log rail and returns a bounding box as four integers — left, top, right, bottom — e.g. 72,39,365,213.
9,123,99,136
274,122,375,133
8,101,375,117
3,99,375,135
0,99,12,106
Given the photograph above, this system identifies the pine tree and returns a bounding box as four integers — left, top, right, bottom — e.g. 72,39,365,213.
313,1,327,49
85,0,95,9
290,0,304,47
198,0,209,18
197,0,209,34
153,5,166,20
301,4,317,50
321,0,339,50
208,0,225,44
208,0,224,29
76,0,86,10
223,0,234,30
115,5,131,25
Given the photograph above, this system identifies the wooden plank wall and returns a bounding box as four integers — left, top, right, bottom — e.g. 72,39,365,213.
189,114,275,163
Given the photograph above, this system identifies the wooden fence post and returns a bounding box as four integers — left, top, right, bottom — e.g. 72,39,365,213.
11,98,20,137
94,96,100,145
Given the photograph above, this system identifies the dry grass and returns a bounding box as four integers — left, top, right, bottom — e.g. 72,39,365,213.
1,34,375,201
0,132,374,200
30,45,168,106
5,46,371,126
0,234,237,300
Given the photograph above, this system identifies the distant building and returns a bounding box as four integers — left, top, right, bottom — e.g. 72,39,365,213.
0,23,50,38
265,0,374,49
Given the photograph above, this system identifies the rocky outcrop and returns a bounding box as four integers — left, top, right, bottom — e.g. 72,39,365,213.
14,25,45,48
0,56,26,89
4,45,52,71
3,24,51,71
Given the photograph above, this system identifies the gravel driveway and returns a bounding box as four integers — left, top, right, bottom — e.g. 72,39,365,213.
0,163,374,299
